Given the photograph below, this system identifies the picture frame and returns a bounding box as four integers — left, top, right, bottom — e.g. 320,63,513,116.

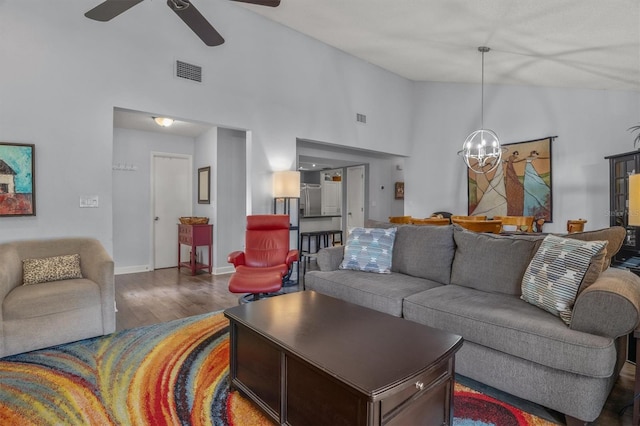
467,136,553,222
394,182,404,200
0,142,35,216
198,166,210,204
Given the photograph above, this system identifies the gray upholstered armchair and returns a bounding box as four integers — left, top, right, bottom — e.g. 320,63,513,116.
0,237,115,357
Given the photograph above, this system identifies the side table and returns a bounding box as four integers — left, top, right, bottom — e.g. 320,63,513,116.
178,223,213,275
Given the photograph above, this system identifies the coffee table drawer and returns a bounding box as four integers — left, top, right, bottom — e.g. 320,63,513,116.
380,358,452,425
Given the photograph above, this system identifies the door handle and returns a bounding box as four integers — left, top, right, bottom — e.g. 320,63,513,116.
154,217,159,221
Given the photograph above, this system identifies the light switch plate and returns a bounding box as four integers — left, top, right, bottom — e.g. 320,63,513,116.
79,196,99,208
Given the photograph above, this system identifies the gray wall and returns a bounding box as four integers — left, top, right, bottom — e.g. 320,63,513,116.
0,1,413,253
1,1,638,256
407,82,640,233
112,128,195,272
215,128,246,273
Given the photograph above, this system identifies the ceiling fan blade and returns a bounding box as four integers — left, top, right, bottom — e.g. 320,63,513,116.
85,0,145,21
167,0,225,46
230,0,280,6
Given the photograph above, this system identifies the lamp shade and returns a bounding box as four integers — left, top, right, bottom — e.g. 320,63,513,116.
273,171,300,198
629,174,640,226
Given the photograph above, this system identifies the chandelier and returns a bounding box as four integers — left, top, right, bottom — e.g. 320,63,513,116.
459,46,504,174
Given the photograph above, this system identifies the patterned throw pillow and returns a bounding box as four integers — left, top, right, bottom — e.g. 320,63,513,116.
339,227,397,273
23,254,83,285
521,235,607,325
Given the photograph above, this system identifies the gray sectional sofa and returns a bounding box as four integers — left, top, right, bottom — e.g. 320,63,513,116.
304,223,640,423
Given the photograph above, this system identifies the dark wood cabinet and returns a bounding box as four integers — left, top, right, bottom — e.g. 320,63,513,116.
178,224,213,275
606,151,640,365
605,151,640,266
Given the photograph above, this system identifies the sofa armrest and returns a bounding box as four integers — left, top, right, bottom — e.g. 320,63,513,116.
571,268,640,338
79,239,116,334
0,243,21,303
317,246,345,271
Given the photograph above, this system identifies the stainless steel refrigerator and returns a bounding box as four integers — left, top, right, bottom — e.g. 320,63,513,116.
300,183,321,216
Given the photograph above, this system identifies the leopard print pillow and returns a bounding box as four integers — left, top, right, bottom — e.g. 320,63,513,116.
23,254,83,285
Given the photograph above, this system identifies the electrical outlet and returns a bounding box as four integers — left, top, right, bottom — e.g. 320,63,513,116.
79,196,99,208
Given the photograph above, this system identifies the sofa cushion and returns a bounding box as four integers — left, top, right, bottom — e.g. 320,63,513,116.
450,226,544,295
22,254,83,285
564,226,625,269
340,227,397,273
403,285,616,378
391,225,455,285
304,270,442,317
521,234,607,326
4,278,101,320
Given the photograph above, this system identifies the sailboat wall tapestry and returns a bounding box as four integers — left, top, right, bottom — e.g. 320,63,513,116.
0,142,35,217
467,136,553,222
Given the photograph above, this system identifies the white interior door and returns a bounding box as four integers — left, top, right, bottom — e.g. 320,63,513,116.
153,154,192,269
346,165,365,228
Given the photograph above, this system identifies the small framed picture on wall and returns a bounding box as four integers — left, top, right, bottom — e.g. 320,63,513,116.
395,182,404,200
198,166,210,204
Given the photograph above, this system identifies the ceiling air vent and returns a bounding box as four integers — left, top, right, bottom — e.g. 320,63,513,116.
176,60,202,83
356,113,367,124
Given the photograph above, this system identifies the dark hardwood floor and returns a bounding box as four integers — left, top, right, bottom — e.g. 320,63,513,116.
115,266,635,425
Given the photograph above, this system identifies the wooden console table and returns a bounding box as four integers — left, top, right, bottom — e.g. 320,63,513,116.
178,223,213,275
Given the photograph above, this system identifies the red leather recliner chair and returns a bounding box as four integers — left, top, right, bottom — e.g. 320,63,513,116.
227,214,298,302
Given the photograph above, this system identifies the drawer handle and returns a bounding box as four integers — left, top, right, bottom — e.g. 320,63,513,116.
415,381,424,391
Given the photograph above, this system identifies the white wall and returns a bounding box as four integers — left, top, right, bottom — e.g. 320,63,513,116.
407,82,640,233
112,128,195,272
214,128,246,273
2,1,639,258
0,1,413,253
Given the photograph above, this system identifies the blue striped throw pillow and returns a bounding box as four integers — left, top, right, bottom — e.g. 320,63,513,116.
521,234,607,325
339,227,397,273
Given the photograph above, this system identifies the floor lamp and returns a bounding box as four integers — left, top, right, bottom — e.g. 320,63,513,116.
273,170,300,286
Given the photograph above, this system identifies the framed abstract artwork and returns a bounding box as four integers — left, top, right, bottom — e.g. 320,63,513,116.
0,142,35,216
467,137,553,222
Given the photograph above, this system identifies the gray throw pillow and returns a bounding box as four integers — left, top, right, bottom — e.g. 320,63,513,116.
563,226,625,269
450,225,544,295
391,225,455,285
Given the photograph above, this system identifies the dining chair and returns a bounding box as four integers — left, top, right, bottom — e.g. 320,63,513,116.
389,216,412,224
567,219,587,233
451,215,487,221
410,218,451,226
493,216,535,232
453,219,502,234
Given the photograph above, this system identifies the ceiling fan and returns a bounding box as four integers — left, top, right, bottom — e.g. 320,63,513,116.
84,0,280,46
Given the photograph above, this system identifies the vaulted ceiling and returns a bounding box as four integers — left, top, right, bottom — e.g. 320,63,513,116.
235,0,640,91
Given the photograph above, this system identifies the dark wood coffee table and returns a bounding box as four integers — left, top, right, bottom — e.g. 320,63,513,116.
224,291,463,425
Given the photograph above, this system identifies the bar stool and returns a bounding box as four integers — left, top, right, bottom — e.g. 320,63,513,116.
326,229,343,246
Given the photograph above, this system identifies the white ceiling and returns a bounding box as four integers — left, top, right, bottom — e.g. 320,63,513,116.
236,0,640,91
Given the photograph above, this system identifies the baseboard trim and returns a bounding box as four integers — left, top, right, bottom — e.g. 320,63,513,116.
214,266,235,275
115,265,151,275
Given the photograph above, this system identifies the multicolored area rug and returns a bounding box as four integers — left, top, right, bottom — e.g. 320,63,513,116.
0,312,558,425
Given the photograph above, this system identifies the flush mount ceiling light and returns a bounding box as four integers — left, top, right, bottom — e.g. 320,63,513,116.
458,46,504,174
153,117,174,127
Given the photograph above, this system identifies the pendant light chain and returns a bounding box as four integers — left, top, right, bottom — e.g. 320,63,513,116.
481,48,485,130
458,46,503,174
